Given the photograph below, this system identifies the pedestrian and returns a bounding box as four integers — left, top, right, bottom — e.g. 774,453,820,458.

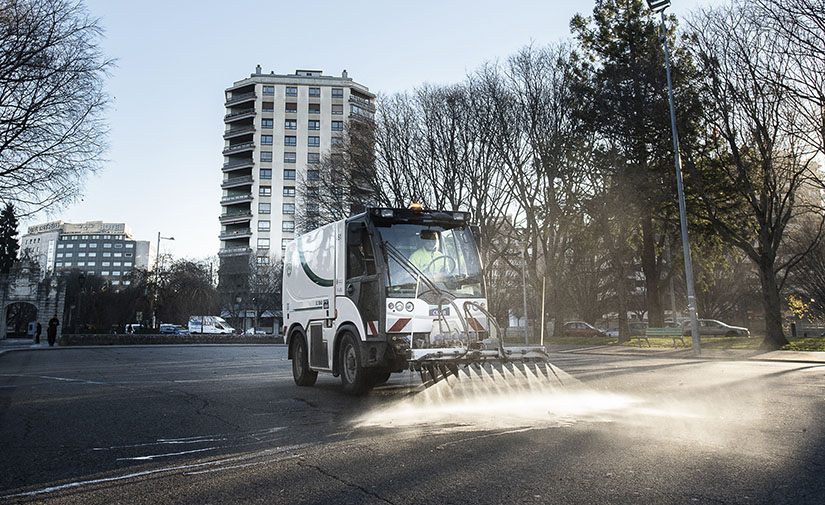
47,315,59,347
35,322,42,344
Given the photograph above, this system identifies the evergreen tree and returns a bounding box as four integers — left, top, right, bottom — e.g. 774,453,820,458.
0,202,19,273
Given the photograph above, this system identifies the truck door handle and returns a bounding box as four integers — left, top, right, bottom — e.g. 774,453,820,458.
346,284,354,295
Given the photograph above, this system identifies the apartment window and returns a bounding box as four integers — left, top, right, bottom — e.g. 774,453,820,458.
261,118,273,129
308,136,320,147
57,244,64,249
307,203,320,215
66,243,73,248
307,186,319,197
55,262,62,267
103,243,111,248
285,102,297,113
57,253,63,258
257,238,270,249
308,120,320,130
286,86,297,96
262,85,274,95
332,104,343,115
332,88,343,98
103,252,111,257
87,262,95,266
284,152,296,163
115,243,123,248
112,280,120,286
307,153,320,164
102,271,110,276
125,253,132,257
77,262,85,267
124,280,132,286
102,261,110,267
88,252,96,257
125,262,132,267
283,203,295,214
284,136,296,146
113,262,122,267
308,103,320,114
113,271,121,276
89,243,98,248
283,187,295,197
257,256,270,265
283,169,296,180
258,220,271,231
260,151,273,162
307,170,320,180
331,136,343,146
285,119,297,129
260,169,272,179
282,239,291,249
259,186,272,196
309,87,320,97
114,252,122,258
331,121,343,131
79,243,87,248
259,202,271,214
125,243,133,248
282,221,295,232
262,102,274,111
261,135,273,145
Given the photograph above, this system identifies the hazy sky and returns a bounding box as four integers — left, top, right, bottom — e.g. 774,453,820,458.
22,0,713,259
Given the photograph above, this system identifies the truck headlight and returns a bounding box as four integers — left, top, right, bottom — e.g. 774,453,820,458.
395,301,404,312
405,302,414,312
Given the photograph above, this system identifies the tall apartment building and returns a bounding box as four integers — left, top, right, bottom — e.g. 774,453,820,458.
20,221,153,285
220,67,375,268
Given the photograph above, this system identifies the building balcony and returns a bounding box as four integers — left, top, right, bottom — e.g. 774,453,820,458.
224,91,256,107
349,95,375,111
222,159,254,172
220,193,253,205
221,175,254,189
220,228,252,240
218,246,252,258
224,108,256,122
222,142,255,155
223,125,255,139
219,211,253,225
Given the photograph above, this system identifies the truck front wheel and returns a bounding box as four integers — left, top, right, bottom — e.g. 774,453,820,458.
291,335,318,387
339,332,371,395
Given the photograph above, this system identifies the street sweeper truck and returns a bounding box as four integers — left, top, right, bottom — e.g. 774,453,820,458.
282,206,556,395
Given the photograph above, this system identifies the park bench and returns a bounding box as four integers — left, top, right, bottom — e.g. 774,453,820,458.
640,327,686,348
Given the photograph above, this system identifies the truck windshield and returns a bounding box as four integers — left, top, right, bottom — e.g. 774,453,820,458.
376,223,483,298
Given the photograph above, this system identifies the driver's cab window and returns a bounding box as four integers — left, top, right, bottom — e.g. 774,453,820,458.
347,223,375,279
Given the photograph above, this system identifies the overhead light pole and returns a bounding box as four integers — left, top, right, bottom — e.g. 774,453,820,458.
646,0,701,355
153,232,175,329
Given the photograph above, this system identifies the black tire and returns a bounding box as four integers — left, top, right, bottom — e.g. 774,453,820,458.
291,334,318,387
370,369,392,386
339,332,372,395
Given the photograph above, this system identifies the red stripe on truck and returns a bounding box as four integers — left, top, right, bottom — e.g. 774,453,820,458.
388,318,411,332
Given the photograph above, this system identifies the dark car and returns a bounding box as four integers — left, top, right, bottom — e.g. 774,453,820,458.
159,324,189,335
563,321,607,338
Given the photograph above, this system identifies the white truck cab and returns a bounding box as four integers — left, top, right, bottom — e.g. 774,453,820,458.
283,207,546,395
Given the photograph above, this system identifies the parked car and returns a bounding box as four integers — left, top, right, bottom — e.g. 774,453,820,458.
681,319,750,337
605,322,648,338
563,321,607,338
159,324,189,335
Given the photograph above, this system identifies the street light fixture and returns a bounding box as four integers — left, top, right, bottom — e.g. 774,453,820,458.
646,0,701,355
153,233,175,329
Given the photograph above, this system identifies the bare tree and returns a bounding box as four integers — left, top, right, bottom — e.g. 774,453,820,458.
0,0,111,215
687,2,825,348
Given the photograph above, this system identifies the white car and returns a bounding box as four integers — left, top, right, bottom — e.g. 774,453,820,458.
682,319,750,337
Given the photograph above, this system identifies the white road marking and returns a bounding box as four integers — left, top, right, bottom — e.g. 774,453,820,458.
0,374,108,385
184,454,302,475
116,447,218,461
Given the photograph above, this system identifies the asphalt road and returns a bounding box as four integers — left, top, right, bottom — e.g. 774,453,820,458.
1,345,823,504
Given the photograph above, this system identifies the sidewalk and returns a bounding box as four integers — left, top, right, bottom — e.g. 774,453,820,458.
546,343,825,364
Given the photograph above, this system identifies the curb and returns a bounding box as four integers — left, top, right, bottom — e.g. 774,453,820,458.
0,343,288,358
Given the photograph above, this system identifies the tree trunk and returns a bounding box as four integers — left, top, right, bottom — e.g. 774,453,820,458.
641,215,665,327
616,259,630,343
758,256,789,349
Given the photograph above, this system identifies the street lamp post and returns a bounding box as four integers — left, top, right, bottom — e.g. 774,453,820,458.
646,0,701,355
520,245,530,345
153,232,175,329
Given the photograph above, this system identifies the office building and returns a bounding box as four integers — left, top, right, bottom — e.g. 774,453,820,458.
220,67,374,266
20,221,153,286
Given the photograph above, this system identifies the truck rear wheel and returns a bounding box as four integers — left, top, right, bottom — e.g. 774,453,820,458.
291,335,317,387
339,332,372,395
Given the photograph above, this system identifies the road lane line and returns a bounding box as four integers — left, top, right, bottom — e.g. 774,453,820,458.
184,454,303,475
116,447,218,461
